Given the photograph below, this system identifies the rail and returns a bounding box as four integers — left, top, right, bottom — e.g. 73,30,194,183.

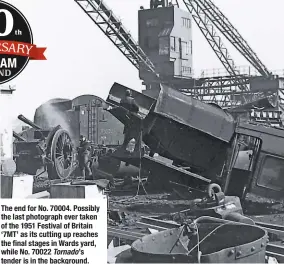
108,227,142,241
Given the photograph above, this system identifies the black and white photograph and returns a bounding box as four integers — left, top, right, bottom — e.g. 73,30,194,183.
1,0,284,263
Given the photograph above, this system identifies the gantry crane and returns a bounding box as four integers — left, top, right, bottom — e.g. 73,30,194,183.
74,0,284,126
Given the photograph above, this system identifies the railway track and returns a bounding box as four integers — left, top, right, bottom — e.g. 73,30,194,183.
266,244,284,263
108,217,284,262
255,221,284,237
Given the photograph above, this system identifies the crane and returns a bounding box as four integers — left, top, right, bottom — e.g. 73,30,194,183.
180,0,283,124
74,0,284,126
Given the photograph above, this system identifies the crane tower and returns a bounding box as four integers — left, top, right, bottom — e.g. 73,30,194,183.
138,3,193,88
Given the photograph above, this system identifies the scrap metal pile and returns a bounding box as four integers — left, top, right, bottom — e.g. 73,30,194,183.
106,82,284,200
104,82,284,263
7,82,284,263
13,114,75,180
107,185,284,263
107,189,284,263
109,212,284,263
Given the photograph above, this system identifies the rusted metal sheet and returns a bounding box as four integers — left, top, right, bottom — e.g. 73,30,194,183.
153,85,236,142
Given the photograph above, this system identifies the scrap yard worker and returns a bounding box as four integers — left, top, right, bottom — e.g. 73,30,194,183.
120,89,139,114
120,89,141,149
78,135,92,179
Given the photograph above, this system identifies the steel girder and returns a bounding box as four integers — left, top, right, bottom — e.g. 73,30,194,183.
195,0,271,77
182,0,249,95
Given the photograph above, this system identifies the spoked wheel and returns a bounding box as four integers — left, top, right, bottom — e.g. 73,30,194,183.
50,129,74,179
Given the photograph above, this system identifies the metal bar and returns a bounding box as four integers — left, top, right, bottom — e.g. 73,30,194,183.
13,131,26,142
140,216,179,229
266,251,284,263
136,222,167,231
267,244,284,257
108,227,142,241
255,222,284,232
107,227,142,241
255,222,284,238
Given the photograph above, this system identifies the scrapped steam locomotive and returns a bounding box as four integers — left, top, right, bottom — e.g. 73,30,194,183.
13,115,75,180
13,95,130,180
106,82,284,200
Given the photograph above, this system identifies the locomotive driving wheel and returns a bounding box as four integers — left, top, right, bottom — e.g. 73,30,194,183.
50,129,74,179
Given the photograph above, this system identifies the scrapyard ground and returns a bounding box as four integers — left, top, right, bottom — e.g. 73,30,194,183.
33,175,284,227
109,193,284,229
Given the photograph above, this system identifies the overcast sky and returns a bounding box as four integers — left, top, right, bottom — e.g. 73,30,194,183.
3,0,284,121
